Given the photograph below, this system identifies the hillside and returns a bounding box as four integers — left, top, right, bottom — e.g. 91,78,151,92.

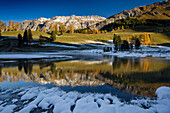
90,0,170,30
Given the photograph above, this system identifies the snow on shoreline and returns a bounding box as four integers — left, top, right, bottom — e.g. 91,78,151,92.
0,53,72,59
68,45,170,59
0,86,170,113
0,45,170,60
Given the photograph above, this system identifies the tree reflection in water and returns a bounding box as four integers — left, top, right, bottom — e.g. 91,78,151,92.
0,57,170,97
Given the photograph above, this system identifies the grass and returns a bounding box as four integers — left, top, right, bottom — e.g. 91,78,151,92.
2,31,50,39
1,30,170,44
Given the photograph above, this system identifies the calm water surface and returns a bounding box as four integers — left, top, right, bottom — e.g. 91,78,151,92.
0,55,170,101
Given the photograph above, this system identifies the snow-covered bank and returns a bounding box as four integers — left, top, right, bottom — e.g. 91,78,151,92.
66,46,170,59
0,53,72,59
0,86,170,113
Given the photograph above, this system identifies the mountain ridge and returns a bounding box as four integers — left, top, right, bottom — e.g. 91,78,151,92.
20,15,106,31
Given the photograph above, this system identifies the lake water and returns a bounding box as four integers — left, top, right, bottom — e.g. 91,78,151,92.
0,55,170,101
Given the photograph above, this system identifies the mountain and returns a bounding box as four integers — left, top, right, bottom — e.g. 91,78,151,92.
20,15,106,31
90,0,170,30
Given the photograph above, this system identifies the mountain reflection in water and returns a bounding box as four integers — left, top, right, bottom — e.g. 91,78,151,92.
0,57,170,98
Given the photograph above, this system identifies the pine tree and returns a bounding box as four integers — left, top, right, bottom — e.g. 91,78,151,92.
18,33,22,47
62,24,66,33
37,26,40,32
23,30,28,45
39,35,44,45
50,31,56,41
28,29,33,44
50,24,53,33
135,38,141,49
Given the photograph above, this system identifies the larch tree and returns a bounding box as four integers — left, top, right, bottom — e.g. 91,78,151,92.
122,26,124,30
0,21,2,31
70,24,74,34
43,26,46,32
144,33,151,45
12,21,14,31
8,21,12,31
37,26,40,32
55,24,59,35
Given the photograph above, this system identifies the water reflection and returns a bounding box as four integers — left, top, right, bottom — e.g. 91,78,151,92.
0,57,170,97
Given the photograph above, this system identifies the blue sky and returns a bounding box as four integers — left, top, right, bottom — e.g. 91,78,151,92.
0,0,164,23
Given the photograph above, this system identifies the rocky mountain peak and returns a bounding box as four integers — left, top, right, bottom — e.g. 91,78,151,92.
20,15,106,31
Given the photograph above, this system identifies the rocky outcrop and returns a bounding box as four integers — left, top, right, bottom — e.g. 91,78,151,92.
90,0,170,30
20,15,106,32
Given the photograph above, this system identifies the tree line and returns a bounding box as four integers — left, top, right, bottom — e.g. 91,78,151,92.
104,33,151,52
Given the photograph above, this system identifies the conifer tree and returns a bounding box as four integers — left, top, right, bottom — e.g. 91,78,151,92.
122,26,124,30
18,33,22,47
0,21,2,31
70,24,74,34
12,21,14,31
61,24,66,33
37,26,40,32
50,31,56,41
28,29,33,44
8,21,12,31
43,26,46,32
50,24,53,33
135,38,141,49
55,24,59,35
23,30,28,45
144,33,151,45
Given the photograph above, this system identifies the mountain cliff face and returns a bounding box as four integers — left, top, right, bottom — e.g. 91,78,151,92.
20,15,106,31
90,0,170,30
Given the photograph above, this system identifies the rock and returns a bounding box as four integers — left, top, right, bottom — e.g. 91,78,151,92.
19,15,106,32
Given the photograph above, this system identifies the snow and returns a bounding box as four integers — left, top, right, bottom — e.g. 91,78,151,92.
69,45,170,59
155,86,170,99
0,53,72,59
0,86,170,113
12,99,18,104
0,105,17,113
42,43,77,48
